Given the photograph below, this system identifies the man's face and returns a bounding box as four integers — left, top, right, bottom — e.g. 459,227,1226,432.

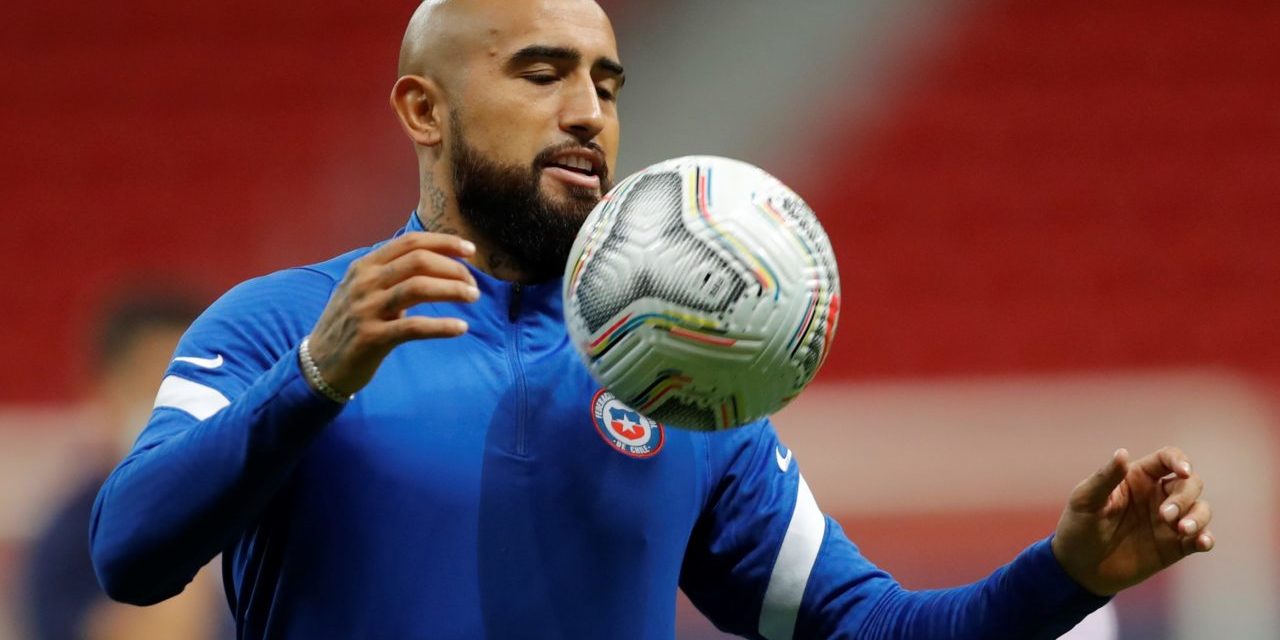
443,0,623,280
450,111,615,282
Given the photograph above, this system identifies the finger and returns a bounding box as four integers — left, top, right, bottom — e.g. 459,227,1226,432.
1070,448,1130,512
1134,446,1192,481
1197,530,1215,553
376,249,476,289
1181,529,1215,555
1158,474,1205,524
1174,500,1212,537
364,232,476,266
378,276,480,316
383,314,469,343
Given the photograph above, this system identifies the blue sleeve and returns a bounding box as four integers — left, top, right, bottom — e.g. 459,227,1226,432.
680,420,1110,639
89,268,344,605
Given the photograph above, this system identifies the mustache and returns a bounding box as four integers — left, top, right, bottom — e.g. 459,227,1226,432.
533,140,610,182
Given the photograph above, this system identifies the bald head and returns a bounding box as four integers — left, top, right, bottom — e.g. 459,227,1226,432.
398,0,456,79
398,0,611,84
390,0,623,281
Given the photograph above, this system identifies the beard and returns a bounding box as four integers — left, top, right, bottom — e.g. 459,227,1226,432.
449,113,613,282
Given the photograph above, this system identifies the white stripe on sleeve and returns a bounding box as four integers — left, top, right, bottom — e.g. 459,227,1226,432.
758,473,826,640
153,375,230,421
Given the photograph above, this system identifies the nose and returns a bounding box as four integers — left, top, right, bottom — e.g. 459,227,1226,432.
560,76,606,142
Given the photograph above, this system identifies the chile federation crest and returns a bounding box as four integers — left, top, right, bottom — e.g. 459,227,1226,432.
591,389,664,459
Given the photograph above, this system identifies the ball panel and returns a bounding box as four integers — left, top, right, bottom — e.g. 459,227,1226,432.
574,170,749,336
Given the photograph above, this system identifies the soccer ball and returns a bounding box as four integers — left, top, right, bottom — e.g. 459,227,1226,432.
563,156,841,431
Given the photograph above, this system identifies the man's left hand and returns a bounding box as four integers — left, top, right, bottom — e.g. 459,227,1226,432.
1052,447,1215,596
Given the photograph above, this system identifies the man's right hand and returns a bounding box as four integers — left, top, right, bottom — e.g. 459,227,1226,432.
306,232,479,396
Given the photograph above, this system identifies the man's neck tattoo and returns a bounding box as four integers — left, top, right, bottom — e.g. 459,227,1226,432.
421,172,449,230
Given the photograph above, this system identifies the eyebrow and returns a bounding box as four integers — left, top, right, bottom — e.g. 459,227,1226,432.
509,44,626,86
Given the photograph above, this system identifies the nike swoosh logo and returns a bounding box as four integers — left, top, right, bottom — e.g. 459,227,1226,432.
775,446,793,472
173,354,224,369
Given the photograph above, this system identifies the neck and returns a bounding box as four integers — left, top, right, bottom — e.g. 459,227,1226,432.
416,170,528,283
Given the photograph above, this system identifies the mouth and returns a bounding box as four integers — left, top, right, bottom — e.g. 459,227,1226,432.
541,149,605,192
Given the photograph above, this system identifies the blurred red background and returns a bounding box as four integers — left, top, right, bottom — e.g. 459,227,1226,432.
3,0,1277,403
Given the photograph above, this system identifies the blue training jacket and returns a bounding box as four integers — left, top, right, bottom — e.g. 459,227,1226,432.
90,213,1107,639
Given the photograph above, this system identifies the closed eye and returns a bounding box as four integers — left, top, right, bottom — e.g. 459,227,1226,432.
525,74,559,86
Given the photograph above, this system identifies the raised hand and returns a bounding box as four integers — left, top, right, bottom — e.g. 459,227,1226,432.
306,232,480,396
1052,447,1214,596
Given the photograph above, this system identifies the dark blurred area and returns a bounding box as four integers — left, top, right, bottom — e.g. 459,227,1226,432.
0,0,1276,638
18,293,232,640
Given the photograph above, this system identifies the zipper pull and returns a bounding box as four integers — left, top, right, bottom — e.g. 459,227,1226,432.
508,283,523,322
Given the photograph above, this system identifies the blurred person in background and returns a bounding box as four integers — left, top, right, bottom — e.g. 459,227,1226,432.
86,0,1215,638
21,293,233,640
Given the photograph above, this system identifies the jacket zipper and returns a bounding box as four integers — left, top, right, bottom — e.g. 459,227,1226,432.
506,284,529,455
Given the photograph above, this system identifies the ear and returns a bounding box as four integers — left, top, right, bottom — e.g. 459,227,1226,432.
391,75,445,147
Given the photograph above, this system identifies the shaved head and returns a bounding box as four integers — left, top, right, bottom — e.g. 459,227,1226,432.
397,0,464,81
391,0,622,282
398,0,611,87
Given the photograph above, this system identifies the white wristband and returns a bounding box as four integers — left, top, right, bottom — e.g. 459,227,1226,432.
299,336,351,404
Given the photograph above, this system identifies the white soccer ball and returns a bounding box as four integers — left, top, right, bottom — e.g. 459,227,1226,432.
563,156,841,431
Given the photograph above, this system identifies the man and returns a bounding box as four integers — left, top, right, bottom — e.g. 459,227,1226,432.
89,1,1215,638
25,294,232,640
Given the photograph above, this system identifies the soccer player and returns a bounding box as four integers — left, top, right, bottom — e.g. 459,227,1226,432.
89,0,1215,638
